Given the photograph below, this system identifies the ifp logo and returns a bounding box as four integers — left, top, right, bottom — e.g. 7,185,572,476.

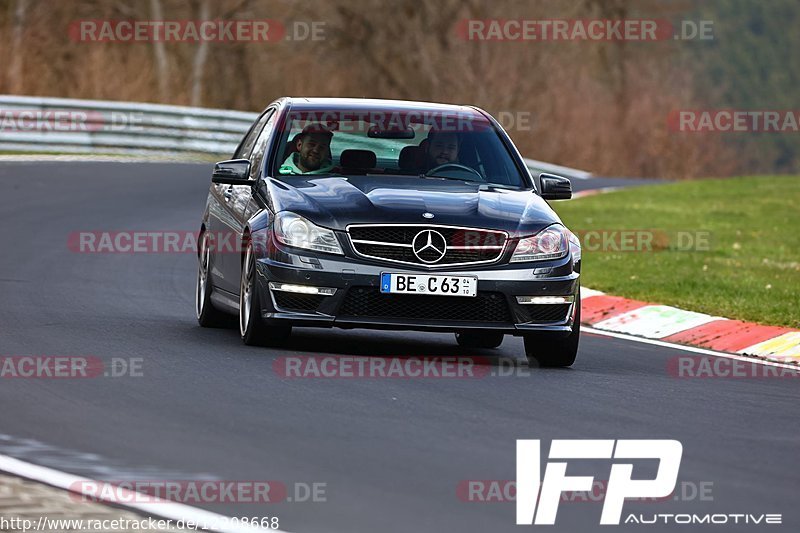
516,439,682,525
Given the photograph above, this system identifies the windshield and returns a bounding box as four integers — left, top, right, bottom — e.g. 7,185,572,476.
272,108,529,189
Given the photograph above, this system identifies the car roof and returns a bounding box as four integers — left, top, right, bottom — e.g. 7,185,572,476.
282,97,484,116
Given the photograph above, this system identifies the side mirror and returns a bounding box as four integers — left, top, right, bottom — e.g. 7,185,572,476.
539,173,572,200
211,159,252,185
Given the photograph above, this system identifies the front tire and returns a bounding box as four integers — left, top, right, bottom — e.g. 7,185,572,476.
239,241,291,346
523,294,581,367
196,231,230,328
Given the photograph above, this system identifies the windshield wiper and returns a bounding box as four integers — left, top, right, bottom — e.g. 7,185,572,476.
418,172,478,183
479,183,515,190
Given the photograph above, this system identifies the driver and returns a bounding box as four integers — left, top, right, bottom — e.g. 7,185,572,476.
280,123,335,174
424,130,460,169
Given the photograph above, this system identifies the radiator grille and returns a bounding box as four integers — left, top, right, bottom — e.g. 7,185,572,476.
348,225,506,267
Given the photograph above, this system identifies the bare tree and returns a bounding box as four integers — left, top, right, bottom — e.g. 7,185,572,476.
149,0,171,101
189,0,251,106
189,0,210,106
7,0,28,93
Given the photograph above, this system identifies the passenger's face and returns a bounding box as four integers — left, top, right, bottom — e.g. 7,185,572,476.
428,133,459,166
296,134,331,171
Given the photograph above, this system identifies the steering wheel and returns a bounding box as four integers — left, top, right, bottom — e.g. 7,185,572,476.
426,163,484,181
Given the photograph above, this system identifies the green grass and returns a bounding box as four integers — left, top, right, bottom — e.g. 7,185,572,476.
552,176,800,328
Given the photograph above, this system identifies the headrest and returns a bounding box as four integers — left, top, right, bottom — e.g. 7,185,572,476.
340,149,377,169
399,145,423,170
283,133,302,160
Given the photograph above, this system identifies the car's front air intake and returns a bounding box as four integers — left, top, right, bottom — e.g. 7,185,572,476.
339,287,512,323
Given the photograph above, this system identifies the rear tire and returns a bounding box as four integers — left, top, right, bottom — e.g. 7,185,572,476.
196,231,230,328
524,294,581,367
455,331,504,349
240,241,291,346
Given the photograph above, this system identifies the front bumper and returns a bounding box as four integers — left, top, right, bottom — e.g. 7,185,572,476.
254,239,580,336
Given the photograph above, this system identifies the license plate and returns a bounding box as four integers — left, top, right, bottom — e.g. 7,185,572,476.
380,273,477,297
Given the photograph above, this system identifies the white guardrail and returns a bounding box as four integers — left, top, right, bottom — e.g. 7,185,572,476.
0,94,591,178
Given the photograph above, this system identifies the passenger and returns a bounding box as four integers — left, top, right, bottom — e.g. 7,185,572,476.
280,123,334,174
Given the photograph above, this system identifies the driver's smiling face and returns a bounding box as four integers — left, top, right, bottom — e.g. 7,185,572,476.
428,133,459,166
296,133,331,172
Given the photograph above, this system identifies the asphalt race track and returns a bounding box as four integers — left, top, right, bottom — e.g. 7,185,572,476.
0,162,797,532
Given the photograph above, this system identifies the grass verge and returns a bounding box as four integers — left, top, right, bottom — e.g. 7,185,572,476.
552,176,799,328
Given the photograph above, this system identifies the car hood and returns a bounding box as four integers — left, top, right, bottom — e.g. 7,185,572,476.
263,175,563,235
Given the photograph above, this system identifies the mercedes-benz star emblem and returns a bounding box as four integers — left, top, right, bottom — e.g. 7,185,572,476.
412,230,447,263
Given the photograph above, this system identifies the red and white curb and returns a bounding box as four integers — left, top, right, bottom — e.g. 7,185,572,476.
581,288,800,365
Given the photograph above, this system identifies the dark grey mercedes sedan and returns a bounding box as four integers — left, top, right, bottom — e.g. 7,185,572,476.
196,98,582,366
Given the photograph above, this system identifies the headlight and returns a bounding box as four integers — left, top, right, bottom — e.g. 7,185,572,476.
510,224,569,263
568,229,581,264
274,212,343,255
